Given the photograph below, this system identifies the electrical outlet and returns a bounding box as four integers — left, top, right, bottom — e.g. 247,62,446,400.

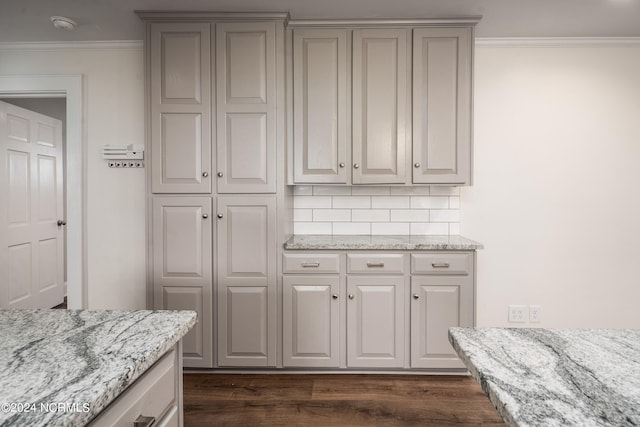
530,305,541,323
508,305,527,323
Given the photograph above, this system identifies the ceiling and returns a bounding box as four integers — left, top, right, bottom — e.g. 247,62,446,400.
1,0,639,42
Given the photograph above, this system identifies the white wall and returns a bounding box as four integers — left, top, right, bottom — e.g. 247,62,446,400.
0,43,146,309
463,42,640,328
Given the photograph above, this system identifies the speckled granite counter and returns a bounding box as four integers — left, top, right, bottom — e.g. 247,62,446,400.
284,234,483,250
0,309,196,427
449,327,640,427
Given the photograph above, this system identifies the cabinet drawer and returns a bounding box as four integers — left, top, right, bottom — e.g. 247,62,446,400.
411,253,470,275
90,348,177,427
347,254,405,274
283,254,340,274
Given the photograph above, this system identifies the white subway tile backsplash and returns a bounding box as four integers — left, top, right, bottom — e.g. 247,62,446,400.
294,222,332,234
430,209,461,222
313,209,351,222
313,185,352,196
351,186,391,196
410,196,450,209
332,195,371,209
371,196,410,209
372,223,410,235
333,222,370,235
293,186,460,236
294,195,332,208
351,209,390,222
293,209,312,222
390,209,429,222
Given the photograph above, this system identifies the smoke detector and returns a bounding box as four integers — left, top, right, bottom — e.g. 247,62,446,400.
50,16,77,31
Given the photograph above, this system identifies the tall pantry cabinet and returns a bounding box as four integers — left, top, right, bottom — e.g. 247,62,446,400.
140,12,291,368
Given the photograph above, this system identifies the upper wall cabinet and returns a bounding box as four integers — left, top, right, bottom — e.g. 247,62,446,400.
150,23,212,193
216,22,277,193
289,20,476,186
292,28,349,184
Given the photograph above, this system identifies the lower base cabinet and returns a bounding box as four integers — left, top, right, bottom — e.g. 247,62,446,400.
282,251,475,370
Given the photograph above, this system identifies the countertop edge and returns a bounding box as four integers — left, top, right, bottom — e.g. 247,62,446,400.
283,234,484,251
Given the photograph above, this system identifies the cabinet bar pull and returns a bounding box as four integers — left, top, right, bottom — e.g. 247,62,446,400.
366,261,385,268
301,262,320,268
431,263,450,268
134,415,155,427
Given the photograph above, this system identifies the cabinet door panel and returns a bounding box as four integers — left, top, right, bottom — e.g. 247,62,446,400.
347,276,404,367
293,28,348,183
411,276,473,369
150,23,211,193
217,196,276,366
352,29,408,184
412,27,471,184
216,22,276,193
283,276,340,367
152,196,212,368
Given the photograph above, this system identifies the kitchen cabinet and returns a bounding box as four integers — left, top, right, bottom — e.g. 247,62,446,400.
152,197,213,368
347,276,405,368
352,29,409,185
292,28,349,184
412,28,472,184
283,275,340,367
149,23,212,194
216,22,277,194
216,196,277,367
289,19,477,186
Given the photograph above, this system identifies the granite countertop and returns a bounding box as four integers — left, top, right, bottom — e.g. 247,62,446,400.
284,234,483,250
448,327,640,427
0,309,197,427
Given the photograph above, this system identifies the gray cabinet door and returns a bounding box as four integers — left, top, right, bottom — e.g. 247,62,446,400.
283,276,340,367
346,276,405,367
152,196,213,368
215,22,277,193
216,196,277,366
412,27,472,184
293,28,349,184
352,29,409,185
150,23,212,193
410,275,473,368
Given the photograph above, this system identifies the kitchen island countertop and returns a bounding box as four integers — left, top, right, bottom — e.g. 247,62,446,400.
449,327,640,426
0,309,196,427
284,234,483,250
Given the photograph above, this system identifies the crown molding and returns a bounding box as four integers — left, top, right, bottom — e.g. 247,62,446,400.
288,17,481,28
0,40,143,52
136,11,290,23
476,37,640,48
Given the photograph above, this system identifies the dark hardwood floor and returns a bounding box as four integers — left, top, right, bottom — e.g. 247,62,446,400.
184,373,505,426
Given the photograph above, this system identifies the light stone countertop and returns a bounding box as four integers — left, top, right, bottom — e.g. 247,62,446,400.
0,309,197,427
283,234,483,250
448,327,640,427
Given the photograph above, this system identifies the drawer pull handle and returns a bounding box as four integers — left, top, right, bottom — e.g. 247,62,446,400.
332,294,339,300
366,262,385,268
431,263,450,268
134,415,155,427
302,262,320,268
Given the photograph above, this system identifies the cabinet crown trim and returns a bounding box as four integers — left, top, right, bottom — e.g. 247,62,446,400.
136,10,290,22
287,17,482,28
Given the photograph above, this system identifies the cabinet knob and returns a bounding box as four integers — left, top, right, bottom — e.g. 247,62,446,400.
332,294,339,300
217,213,223,219
217,172,223,177
353,163,359,169
57,219,67,226
202,171,209,177
202,213,209,219
339,162,345,168
414,163,421,168
413,293,419,300
348,293,354,300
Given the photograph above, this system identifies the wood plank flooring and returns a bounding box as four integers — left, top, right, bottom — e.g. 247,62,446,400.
184,374,505,426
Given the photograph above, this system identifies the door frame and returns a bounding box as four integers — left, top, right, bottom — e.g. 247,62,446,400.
0,75,85,308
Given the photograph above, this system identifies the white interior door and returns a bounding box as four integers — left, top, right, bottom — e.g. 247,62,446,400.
0,100,64,309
